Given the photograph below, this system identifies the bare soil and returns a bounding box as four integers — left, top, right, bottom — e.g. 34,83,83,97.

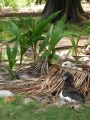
0,4,45,17
0,2,90,18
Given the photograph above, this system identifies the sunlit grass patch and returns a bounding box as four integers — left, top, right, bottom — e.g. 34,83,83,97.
65,21,90,35
0,95,90,120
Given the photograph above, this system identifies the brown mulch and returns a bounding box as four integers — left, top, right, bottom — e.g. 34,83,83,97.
0,64,90,101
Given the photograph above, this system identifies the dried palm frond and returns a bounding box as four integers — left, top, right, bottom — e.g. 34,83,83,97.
1,64,90,100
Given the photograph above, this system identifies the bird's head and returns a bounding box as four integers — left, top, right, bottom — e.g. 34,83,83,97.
57,72,74,83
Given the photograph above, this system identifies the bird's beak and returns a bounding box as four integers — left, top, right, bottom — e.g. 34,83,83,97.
57,76,67,83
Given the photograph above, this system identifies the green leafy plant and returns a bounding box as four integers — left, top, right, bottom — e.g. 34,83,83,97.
69,26,90,60
0,0,18,10
7,11,61,65
6,18,21,79
25,11,61,60
6,38,19,69
39,15,75,64
6,37,19,79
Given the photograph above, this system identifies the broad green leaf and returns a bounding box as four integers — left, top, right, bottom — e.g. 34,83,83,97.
20,37,30,57
25,30,32,39
31,36,45,45
11,37,19,64
46,11,60,23
20,42,29,56
7,19,21,38
6,43,12,68
6,38,19,69
53,54,59,60
6,43,12,59
40,51,51,59
33,11,60,37
39,25,53,52
19,31,32,56
49,32,75,51
31,17,35,33
49,15,66,51
7,31,32,44
6,66,16,80
50,15,66,43
33,21,48,37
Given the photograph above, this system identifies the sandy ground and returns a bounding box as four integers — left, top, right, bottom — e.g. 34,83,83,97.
0,2,89,17
0,4,45,17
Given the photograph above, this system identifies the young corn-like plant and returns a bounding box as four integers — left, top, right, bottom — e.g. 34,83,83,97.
7,11,61,65
69,25,90,61
6,37,19,79
39,15,75,64
6,19,21,79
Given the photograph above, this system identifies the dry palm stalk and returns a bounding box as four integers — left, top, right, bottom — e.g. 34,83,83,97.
27,59,49,75
38,66,90,97
1,64,90,99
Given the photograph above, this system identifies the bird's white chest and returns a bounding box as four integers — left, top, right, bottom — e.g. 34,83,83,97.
59,91,76,103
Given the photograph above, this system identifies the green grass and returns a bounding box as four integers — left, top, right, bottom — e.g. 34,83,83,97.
0,95,90,120
0,16,40,41
0,17,90,41
65,21,90,35
0,20,14,41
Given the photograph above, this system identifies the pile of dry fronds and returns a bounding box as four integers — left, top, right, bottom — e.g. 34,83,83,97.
0,64,90,100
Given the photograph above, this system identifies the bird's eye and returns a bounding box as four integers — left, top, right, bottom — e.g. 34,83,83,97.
65,75,68,78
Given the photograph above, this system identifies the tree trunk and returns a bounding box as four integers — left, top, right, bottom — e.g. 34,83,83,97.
42,0,87,22
36,0,42,4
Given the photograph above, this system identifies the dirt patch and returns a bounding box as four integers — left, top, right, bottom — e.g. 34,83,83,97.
0,4,45,17
56,36,90,48
82,2,90,13
0,2,90,18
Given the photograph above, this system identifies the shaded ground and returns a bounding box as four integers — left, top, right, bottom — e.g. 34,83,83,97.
57,36,90,48
0,4,45,17
0,2,90,17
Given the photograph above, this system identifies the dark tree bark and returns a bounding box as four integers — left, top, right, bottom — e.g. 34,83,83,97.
35,0,42,4
42,0,88,22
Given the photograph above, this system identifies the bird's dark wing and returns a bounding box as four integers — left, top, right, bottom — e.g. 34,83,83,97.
63,88,85,103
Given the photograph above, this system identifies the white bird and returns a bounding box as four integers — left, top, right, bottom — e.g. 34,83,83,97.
85,45,90,55
61,61,78,69
0,90,14,97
